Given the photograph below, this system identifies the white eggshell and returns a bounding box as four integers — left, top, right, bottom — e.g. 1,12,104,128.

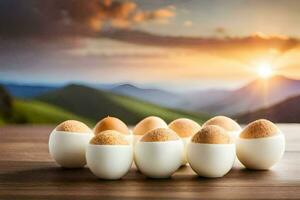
48,130,92,168
86,144,133,180
132,134,143,171
125,134,133,145
228,130,241,143
134,140,183,178
133,134,143,146
236,133,285,170
187,143,235,178
181,136,192,165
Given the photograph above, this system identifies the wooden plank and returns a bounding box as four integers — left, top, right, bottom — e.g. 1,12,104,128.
0,125,299,199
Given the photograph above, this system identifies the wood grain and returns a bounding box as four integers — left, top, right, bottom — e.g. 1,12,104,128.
0,125,299,200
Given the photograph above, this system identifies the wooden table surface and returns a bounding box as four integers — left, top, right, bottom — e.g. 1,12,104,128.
0,124,300,200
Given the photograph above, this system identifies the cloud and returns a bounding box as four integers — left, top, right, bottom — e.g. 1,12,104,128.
132,8,175,25
0,0,175,39
101,29,300,65
183,20,193,27
102,29,299,50
214,27,227,36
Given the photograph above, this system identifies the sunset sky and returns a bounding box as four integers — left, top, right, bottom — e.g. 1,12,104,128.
0,0,300,91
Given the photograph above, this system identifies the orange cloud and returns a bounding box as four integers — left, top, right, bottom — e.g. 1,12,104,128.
152,9,175,18
0,0,175,38
214,27,227,37
183,20,193,27
102,29,300,68
91,0,175,29
132,8,175,25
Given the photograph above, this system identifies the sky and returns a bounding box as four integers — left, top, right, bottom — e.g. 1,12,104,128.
0,0,300,91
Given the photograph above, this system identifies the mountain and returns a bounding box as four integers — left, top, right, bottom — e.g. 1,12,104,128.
111,83,181,108
6,100,92,125
2,81,183,108
199,76,300,115
2,83,58,98
180,89,230,110
37,84,208,125
237,94,300,123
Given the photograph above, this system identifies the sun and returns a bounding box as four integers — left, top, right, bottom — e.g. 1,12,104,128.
257,62,273,79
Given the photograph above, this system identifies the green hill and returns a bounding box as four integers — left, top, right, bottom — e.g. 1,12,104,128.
6,100,92,125
0,85,12,125
0,117,5,126
37,84,208,125
0,85,12,119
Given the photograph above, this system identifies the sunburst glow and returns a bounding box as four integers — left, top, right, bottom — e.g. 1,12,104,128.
257,62,273,79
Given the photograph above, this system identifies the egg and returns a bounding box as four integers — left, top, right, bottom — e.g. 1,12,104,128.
86,130,133,180
134,128,183,178
168,118,201,165
48,120,93,168
132,116,168,145
187,125,235,178
94,116,132,143
203,116,241,141
236,119,285,170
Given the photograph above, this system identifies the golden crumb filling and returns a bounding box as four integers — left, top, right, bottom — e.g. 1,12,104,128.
192,125,231,144
90,130,129,145
240,119,279,139
140,128,180,142
56,120,91,133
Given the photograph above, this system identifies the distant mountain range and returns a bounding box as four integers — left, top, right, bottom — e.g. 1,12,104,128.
1,83,207,125
2,75,300,122
2,83,58,98
181,89,230,110
36,84,208,125
196,76,300,115
1,82,181,109
237,94,300,123
111,83,181,108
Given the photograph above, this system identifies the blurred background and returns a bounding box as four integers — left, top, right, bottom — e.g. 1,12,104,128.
1,0,300,126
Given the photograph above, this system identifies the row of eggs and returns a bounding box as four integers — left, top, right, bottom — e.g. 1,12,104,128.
49,116,285,179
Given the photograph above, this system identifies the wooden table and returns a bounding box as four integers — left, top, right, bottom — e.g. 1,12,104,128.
0,125,299,200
